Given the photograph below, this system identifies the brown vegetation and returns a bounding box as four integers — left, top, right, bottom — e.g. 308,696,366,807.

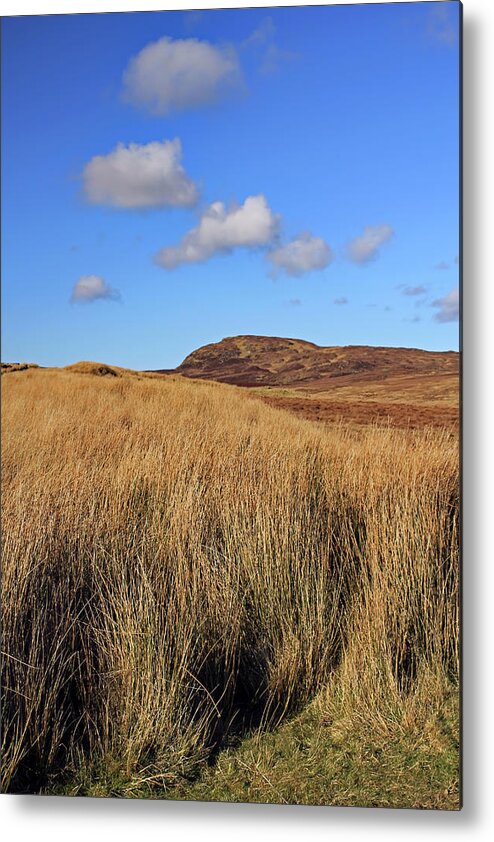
257,395,458,430
1,367,459,804
171,334,459,389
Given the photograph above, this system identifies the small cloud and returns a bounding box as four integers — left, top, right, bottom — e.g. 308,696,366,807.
432,287,459,323
71,275,120,304
267,232,333,277
289,298,302,307
346,224,394,265
434,261,450,271
334,297,348,306
82,139,198,210
155,194,279,269
122,36,242,115
427,4,458,47
402,285,427,296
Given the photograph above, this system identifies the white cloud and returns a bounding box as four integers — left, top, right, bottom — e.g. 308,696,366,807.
346,224,394,265
71,275,120,304
155,195,279,269
432,287,459,323
122,36,241,115
82,139,198,210
267,232,333,277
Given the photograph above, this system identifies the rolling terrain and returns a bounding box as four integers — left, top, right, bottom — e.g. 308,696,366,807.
3,336,459,429
155,335,459,429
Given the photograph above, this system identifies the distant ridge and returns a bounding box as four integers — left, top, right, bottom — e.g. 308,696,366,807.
154,335,459,390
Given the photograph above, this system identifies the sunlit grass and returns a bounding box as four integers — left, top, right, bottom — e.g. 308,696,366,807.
1,368,459,805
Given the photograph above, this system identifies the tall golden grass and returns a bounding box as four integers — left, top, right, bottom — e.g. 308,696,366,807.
1,368,459,794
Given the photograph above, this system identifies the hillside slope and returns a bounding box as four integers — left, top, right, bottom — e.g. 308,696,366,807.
169,335,459,390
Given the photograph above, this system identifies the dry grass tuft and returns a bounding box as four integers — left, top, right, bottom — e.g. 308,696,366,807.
64,361,121,377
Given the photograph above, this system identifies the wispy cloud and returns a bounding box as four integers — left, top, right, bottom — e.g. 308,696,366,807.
346,224,394,265
432,287,459,323
434,260,450,271
402,285,427,296
155,195,279,269
288,298,302,307
71,275,120,304
243,16,298,74
242,17,276,48
260,43,299,75
122,36,242,115
427,4,458,47
82,139,198,210
334,297,348,306
267,232,333,277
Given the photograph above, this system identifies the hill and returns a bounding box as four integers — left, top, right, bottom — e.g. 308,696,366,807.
168,335,459,390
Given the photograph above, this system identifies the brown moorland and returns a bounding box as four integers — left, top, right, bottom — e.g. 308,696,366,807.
153,335,459,430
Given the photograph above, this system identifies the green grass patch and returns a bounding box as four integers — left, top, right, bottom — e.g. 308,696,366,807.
169,680,460,810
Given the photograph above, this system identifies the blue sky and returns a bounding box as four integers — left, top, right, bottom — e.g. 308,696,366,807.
2,2,460,369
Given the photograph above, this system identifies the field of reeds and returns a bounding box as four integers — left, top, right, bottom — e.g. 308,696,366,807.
1,367,460,805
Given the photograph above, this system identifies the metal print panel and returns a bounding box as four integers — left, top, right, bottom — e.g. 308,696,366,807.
1,1,461,808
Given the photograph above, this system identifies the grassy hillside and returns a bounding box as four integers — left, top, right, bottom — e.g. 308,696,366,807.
1,367,459,806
